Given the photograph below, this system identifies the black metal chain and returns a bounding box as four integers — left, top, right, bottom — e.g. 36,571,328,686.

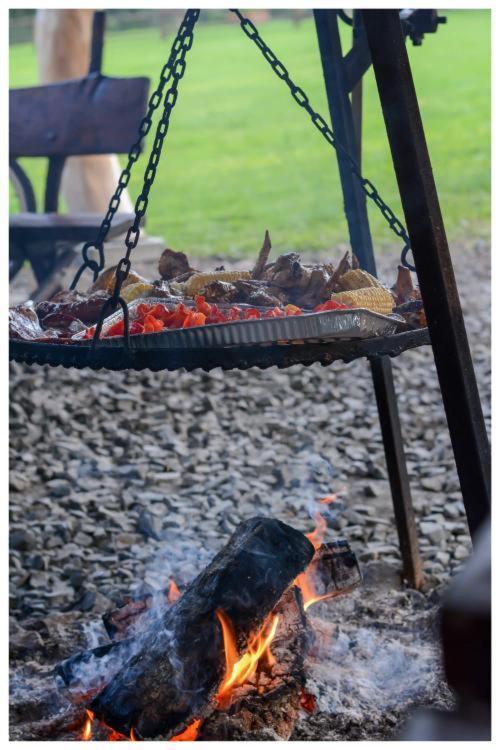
90,9,200,349
71,9,200,291
231,9,415,271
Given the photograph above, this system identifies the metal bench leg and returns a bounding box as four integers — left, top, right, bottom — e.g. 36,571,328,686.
24,241,79,302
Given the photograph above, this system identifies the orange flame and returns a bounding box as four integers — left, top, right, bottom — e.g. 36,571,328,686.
171,719,201,741
82,708,137,742
305,512,327,551
295,512,340,610
168,578,181,603
318,493,338,505
215,610,280,708
82,710,93,741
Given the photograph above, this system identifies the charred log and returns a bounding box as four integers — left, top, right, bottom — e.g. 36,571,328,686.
310,540,362,598
102,594,166,641
89,518,314,739
100,539,359,646
56,637,139,701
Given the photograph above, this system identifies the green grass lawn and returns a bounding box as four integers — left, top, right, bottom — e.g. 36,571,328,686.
9,10,490,257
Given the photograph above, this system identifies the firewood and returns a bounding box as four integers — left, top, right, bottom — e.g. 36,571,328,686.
89,518,314,739
58,537,360,696
102,592,168,641
100,539,359,645
310,540,362,598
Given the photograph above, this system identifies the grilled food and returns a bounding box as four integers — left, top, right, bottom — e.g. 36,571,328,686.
338,269,382,291
330,287,394,315
89,266,148,295
185,270,251,297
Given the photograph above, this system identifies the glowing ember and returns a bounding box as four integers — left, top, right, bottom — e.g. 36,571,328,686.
215,609,280,708
168,578,181,603
170,719,202,741
299,688,317,714
82,710,93,741
107,728,126,741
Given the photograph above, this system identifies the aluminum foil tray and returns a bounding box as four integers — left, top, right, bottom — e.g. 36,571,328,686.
72,298,400,350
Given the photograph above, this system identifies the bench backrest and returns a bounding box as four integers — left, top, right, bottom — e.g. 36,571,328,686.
10,73,150,159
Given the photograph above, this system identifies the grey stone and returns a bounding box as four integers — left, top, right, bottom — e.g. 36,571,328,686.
421,476,445,492
137,510,163,541
454,545,470,561
10,530,36,552
420,521,446,545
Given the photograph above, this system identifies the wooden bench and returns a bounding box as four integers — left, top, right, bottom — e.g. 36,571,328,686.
9,13,149,300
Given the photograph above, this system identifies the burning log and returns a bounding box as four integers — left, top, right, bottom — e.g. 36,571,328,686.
89,517,314,739
56,637,138,700
198,586,309,741
56,527,360,741
98,540,360,644
57,537,360,690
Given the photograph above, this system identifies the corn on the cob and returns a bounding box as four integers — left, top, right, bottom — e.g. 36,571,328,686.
331,287,394,315
88,266,147,294
185,270,251,297
120,282,155,303
338,269,381,291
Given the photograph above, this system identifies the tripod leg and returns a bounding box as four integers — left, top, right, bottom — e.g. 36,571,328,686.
370,356,422,588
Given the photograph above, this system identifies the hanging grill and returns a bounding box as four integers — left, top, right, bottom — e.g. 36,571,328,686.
9,9,429,372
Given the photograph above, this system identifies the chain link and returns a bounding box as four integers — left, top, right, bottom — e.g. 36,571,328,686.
231,9,415,271
91,9,200,347
70,10,200,290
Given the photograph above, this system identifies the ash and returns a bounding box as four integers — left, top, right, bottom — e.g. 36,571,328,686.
293,562,454,740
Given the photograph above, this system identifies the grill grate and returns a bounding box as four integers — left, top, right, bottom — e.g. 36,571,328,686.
10,328,430,373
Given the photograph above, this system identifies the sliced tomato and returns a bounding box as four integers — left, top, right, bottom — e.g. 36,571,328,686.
107,320,125,337
195,295,212,316
243,308,260,320
137,303,151,319
129,321,145,335
147,303,170,322
227,306,242,321
264,307,284,318
181,311,204,328
314,300,348,312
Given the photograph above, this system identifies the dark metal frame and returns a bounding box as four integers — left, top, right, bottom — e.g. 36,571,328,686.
313,9,490,585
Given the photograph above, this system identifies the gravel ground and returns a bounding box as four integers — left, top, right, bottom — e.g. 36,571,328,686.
9,237,489,739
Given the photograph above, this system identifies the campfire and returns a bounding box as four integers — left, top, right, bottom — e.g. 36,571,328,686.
56,514,361,741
